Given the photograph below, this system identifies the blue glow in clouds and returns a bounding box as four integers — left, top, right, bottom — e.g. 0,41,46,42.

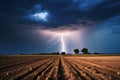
33,11,49,21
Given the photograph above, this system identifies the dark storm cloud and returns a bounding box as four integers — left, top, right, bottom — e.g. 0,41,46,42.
0,0,120,29
40,0,120,27
102,15,120,36
0,0,42,15
0,0,120,53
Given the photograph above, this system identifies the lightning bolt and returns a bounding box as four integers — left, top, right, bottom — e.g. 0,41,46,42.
60,33,66,52
39,29,81,53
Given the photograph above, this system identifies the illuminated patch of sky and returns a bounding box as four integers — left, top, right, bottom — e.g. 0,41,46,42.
31,4,49,22
33,11,49,21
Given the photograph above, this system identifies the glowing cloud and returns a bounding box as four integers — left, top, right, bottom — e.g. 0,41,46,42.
33,11,49,21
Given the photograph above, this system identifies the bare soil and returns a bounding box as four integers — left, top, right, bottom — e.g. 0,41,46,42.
0,55,120,80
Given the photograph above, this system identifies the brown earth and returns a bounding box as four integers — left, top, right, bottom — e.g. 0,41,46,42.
0,55,120,80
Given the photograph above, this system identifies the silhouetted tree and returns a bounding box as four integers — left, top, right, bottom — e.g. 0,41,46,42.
74,49,79,54
61,52,66,55
81,48,88,54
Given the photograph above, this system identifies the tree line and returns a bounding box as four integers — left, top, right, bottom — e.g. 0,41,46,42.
52,48,102,55
51,48,90,55
74,48,89,54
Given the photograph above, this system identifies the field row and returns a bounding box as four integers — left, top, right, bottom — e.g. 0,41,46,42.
0,55,120,80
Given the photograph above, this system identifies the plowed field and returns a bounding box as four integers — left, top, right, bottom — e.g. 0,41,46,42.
0,55,120,80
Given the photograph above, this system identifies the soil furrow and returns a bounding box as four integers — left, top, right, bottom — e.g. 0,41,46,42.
64,57,90,80
48,57,60,80
0,58,53,80
66,58,104,80
0,57,50,71
32,58,56,80
70,57,120,79
0,55,120,80
58,57,66,80
11,58,53,80
36,58,58,80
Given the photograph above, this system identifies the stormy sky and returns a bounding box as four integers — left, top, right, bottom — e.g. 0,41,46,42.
0,0,120,54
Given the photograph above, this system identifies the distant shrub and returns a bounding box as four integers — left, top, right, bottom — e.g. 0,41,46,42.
74,49,79,54
81,48,89,54
61,52,66,55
